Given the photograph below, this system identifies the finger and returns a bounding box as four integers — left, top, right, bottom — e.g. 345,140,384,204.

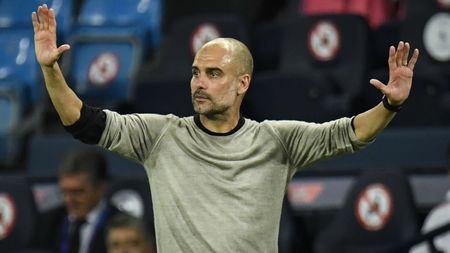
408,48,420,70
370,79,387,94
42,4,49,30
31,12,39,33
402,42,410,66
396,41,404,67
38,6,44,30
48,8,57,34
387,46,396,70
57,44,71,56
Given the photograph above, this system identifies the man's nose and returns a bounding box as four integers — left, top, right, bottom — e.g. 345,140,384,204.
194,73,209,88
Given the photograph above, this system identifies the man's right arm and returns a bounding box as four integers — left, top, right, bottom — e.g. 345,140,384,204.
41,63,82,126
33,4,166,160
33,4,82,126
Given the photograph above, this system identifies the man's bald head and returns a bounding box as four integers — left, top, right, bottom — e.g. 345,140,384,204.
198,38,254,78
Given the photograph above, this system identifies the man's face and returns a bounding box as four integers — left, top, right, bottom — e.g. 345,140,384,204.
190,43,241,117
59,173,104,219
107,227,152,253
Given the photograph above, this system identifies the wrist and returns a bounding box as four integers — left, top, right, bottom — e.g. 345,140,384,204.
40,62,57,70
382,95,403,112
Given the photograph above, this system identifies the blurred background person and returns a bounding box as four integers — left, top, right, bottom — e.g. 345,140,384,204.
38,149,123,253
106,213,155,253
410,145,450,253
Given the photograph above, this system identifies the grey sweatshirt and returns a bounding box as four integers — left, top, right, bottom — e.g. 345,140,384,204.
99,111,369,253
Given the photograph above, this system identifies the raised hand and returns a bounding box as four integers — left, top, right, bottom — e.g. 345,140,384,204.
32,4,70,67
369,41,419,106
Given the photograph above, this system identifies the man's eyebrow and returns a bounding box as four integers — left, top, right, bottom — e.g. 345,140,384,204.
191,66,223,72
206,67,223,72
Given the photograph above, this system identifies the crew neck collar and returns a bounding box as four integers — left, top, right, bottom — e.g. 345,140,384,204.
194,114,245,136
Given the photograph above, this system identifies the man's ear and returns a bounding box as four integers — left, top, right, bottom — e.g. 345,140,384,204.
237,74,251,95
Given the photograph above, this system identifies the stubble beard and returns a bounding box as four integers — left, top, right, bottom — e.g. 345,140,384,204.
192,97,229,118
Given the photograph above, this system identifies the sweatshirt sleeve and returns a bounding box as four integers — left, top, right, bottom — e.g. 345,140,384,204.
98,110,175,163
63,103,106,144
267,117,372,170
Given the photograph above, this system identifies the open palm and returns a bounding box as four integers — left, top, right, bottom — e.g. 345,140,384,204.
370,41,419,105
32,4,70,67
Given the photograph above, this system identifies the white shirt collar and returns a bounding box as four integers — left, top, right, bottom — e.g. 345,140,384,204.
68,200,106,223
86,200,105,224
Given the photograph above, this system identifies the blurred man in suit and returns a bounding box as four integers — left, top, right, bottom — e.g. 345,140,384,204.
39,149,122,253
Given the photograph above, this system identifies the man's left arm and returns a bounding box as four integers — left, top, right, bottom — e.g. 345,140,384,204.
353,41,419,142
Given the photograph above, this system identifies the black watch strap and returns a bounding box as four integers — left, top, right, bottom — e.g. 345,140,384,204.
382,95,402,112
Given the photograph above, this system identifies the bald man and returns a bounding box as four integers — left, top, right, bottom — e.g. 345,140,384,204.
33,4,419,252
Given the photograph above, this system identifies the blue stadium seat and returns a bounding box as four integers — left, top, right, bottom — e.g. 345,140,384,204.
0,0,37,28
0,28,41,105
48,0,75,42
77,0,162,48
67,34,142,106
0,89,17,161
0,81,23,165
68,0,162,106
0,0,74,42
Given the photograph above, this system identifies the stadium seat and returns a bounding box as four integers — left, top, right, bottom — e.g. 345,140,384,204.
279,14,370,106
0,28,39,164
0,0,74,43
300,0,404,29
162,0,262,34
362,69,450,127
69,0,163,107
400,0,449,80
77,0,162,48
0,84,25,165
251,21,283,72
0,176,51,252
66,32,143,107
26,134,145,179
0,0,36,28
48,0,75,42
241,73,346,123
313,170,419,253
133,78,192,116
0,28,41,105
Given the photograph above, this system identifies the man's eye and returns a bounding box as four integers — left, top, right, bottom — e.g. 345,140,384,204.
210,71,220,77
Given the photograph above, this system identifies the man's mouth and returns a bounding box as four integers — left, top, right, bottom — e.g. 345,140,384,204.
194,91,210,101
